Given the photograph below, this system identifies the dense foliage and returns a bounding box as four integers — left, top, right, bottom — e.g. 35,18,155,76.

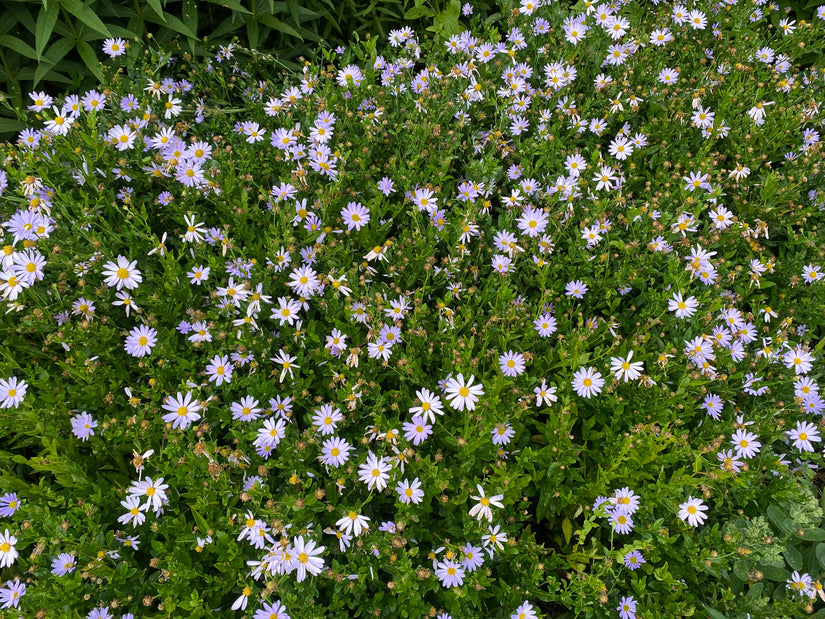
0,0,825,617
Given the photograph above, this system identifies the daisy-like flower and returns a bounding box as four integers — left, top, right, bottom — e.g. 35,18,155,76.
0,377,27,409
678,496,708,527
51,552,77,576
623,550,646,570
254,601,290,619
783,346,815,375
396,477,424,505
161,391,201,430
0,530,18,568
516,207,548,238
481,524,507,556
127,476,169,514
787,421,821,452
0,493,20,517
499,351,526,377
124,325,157,358
320,437,352,467
291,536,325,582
117,495,146,528
231,396,262,422
469,485,504,522
341,202,370,231
205,354,233,386
565,279,588,298
617,596,637,619
358,451,392,491
717,449,743,473
435,560,465,588
491,422,515,445
71,411,97,441
787,571,815,598
731,429,761,458
287,265,320,297
444,373,485,411
101,255,142,290
336,511,370,536
610,512,634,534
102,38,127,57
312,404,343,435
534,313,557,337
255,418,287,450
511,601,538,619
402,416,433,445
609,351,644,382
657,67,678,84
668,292,698,318
272,349,299,382
534,379,558,407
571,367,604,398
612,487,640,515
0,579,24,609
44,105,74,135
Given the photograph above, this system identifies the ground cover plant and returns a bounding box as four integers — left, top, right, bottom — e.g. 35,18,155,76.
0,0,824,616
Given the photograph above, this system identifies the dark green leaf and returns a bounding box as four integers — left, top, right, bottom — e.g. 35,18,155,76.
35,2,60,59
257,14,303,40
795,528,825,542
0,35,38,60
203,0,252,14
247,17,259,49
0,118,27,133
700,603,728,619
144,0,167,21
150,13,197,39
75,38,104,83
61,0,113,37
783,545,803,571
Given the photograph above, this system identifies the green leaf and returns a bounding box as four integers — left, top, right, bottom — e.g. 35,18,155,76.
0,35,38,59
152,13,197,39
744,582,763,601
767,505,793,534
203,0,252,14
61,0,112,37
247,17,259,49
816,543,825,569
144,0,167,22
700,603,728,619
783,544,803,571
0,117,27,133
562,517,572,544
404,6,433,19
35,1,60,59
34,36,76,86
795,528,825,542
75,38,104,83
257,14,303,40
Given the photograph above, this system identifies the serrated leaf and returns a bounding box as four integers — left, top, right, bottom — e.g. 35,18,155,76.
257,14,303,40
0,35,38,59
35,2,60,59
76,38,104,84
61,0,112,37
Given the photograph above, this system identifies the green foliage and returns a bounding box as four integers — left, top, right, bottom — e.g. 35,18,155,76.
0,0,824,617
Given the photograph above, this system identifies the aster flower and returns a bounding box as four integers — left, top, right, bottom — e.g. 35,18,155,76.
678,496,708,527
444,373,484,411
571,367,604,398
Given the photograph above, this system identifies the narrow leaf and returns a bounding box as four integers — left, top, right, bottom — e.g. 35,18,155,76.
61,0,113,37
35,2,60,59
0,35,38,59
202,0,252,14
76,38,104,83
257,14,303,40
144,0,167,22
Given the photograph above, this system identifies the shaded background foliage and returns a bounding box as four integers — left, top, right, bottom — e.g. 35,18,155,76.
0,0,501,139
